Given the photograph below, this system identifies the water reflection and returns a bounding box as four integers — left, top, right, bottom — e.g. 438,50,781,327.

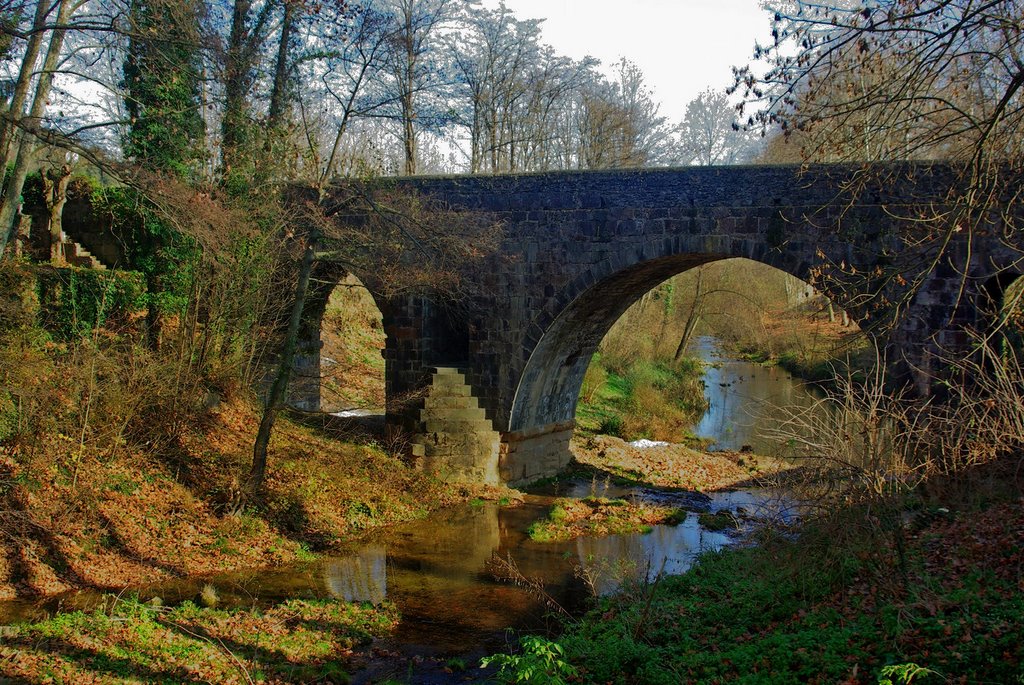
690,336,823,455
575,513,732,595
324,545,387,604
312,493,759,650
0,490,778,655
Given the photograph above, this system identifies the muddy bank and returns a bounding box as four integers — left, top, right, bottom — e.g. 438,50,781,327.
569,433,791,492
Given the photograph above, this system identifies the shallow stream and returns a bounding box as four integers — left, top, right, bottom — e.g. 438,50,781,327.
0,338,822,676
0,487,792,651
689,336,824,454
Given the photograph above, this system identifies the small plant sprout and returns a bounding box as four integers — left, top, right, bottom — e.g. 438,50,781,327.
481,635,577,685
878,663,937,685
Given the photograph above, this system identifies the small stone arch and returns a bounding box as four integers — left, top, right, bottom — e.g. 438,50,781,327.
288,260,390,413
979,270,1024,358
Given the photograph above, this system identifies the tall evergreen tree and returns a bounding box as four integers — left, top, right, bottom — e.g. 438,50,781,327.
123,0,206,176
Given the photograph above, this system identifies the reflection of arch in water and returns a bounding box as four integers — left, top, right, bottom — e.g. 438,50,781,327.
323,545,387,604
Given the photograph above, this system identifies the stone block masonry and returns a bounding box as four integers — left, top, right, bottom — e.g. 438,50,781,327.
410,367,500,484
303,164,1022,485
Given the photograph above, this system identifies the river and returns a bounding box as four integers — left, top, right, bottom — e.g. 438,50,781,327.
0,338,820,678
689,336,824,455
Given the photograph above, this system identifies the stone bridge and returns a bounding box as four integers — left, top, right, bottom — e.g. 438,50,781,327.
296,164,1020,485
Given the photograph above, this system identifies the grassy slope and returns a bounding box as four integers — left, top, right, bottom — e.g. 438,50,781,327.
0,395,478,601
0,267,491,600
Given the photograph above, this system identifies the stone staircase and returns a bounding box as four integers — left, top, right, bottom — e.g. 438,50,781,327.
63,239,107,269
410,367,500,484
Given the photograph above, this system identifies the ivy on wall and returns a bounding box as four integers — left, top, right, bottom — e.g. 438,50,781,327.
91,186,198,317
36,266,148,340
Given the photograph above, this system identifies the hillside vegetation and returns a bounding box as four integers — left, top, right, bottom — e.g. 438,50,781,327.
0,261,487,601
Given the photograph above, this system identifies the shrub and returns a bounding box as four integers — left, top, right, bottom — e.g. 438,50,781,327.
91,185,198,317
598,414,624,437
0,262,39,330
481,636,577,685
580,364,607,404
0,390,16,442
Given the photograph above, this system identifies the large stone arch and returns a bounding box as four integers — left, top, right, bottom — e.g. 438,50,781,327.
507,236,841,434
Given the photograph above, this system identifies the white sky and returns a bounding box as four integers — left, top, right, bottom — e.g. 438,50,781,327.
480,0,775,122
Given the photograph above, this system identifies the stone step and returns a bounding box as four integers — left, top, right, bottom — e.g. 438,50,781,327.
419,406,486,423
426,383,472,398
64,241,107,270
423,418,495,434
430,366,467,376
429,372,468,387
418,441,501,459
423,395,478,410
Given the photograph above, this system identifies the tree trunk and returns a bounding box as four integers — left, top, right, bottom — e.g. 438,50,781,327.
222,0,254,174
399,3,417,175
246,232,317,498
0,0,51,165
43,163,72,263
674,312,701,362
402,91,417,175
267,0,296,132
0,0,73,257
674,267,705,362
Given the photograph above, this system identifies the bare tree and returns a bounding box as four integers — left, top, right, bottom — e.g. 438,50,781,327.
378,0,457,175
0,0,76,257
677,87,760,166
734,0,1024,332
448,3,544,173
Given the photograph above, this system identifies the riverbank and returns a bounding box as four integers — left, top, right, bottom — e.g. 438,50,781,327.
569,434,789,492
0,396,502,602
556,474,1024,684
732,307,870,384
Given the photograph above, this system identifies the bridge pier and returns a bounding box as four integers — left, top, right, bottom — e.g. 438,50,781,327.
410,367,501,484
499,422,575,485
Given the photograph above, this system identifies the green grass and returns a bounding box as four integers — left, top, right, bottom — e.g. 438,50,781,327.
697,510,735,532
1,596,399,684
576,356,708,443
557,499,1024,684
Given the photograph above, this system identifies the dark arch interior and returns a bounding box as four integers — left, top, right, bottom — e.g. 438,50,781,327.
981,271,1024,357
